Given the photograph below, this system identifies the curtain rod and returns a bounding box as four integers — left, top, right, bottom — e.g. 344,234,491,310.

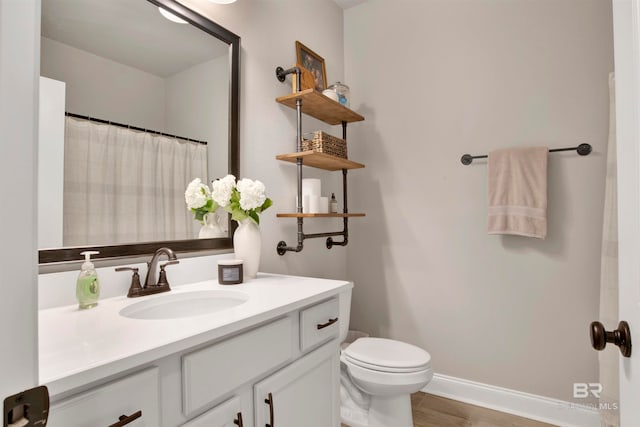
460,143,592,165
65,112,208,146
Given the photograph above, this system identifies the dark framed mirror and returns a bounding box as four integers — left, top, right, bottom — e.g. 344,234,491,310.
38,0,240,264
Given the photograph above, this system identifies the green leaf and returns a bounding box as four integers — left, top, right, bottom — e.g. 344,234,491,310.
231,209,248,222
249,210,260,225
260,198,273,212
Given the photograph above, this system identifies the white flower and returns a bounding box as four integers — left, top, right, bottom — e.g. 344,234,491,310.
237,178,267,210
211,174,236,207
184,178,210,209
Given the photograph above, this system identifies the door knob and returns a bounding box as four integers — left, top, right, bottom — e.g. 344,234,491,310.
590,320,632,357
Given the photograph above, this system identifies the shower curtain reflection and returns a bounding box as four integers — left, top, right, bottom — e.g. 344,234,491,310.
63,116,207,246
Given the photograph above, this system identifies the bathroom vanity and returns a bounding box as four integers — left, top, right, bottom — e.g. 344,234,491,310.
39,273,352,427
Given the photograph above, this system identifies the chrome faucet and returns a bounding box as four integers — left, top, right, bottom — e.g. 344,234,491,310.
116,247,179,298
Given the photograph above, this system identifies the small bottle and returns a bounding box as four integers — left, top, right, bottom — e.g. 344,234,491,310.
330,193,338,213
76,251,100,309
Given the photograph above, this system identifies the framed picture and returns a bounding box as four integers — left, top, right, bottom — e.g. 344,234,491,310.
296,41,327,92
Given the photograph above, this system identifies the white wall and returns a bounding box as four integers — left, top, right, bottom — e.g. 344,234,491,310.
178,0,348,280
40,37,166,130
165,56,229,181
344,0,613,403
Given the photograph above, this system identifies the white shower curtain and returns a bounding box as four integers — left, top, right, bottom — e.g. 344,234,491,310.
599,72,618,427
63,117,206,246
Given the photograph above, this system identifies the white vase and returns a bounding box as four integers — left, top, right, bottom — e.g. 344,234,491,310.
199,212,226,239
233,219,261,279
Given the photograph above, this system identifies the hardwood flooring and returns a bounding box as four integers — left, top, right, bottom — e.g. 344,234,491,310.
341,392,558,427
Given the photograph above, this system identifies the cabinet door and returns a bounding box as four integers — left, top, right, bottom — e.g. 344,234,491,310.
254,341,339,427
47,367,160,427
181,396,243,427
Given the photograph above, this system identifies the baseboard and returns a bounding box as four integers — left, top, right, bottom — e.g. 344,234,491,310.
422,373,600,427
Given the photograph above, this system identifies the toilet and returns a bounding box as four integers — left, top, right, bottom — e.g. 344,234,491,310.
339,337,433,427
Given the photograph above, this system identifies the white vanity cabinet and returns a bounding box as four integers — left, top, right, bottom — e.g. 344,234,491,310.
43,291,346,427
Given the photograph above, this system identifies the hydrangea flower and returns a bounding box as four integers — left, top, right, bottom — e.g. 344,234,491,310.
186,175,272,226
184,178,210,210
236,178,267,211
211,174,236,207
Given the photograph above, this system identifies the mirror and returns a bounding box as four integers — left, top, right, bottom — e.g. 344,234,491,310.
38,0,240,263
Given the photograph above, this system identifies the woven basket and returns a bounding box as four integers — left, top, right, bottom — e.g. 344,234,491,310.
302,131,348,159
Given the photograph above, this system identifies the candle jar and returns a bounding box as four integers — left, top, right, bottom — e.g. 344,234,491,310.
327,82,350,108
218,259,243,285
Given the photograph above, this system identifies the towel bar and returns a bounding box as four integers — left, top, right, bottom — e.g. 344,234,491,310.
460,143,592,165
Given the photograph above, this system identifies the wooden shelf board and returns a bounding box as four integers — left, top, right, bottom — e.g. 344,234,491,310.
276,213,366,218
276,89,365,125
276,151,365,171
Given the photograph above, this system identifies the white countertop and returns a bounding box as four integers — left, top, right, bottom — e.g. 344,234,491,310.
39,273,352,397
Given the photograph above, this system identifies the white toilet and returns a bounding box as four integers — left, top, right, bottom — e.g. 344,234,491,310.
339,337,433,427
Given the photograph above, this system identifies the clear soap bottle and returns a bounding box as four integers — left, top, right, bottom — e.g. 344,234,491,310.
76,251,100,309
330,193,338,213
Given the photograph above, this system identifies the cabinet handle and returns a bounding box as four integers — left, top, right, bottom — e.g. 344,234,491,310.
234,412,243,427
264,392,274,427
317,317,338,330
107,410,142,427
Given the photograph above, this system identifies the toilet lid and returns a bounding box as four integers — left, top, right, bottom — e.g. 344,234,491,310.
343,337,431,371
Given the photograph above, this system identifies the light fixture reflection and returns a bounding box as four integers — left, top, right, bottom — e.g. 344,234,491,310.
158,7,188,24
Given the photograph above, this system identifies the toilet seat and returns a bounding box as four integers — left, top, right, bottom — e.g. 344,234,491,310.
342,354,428,373
343,337,431,372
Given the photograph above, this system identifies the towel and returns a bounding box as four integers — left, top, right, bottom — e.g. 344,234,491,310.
487,146,548,239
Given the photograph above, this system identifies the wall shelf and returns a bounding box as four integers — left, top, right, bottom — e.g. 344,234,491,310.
276,151,365,171
276,89,365,125
274,65,366,255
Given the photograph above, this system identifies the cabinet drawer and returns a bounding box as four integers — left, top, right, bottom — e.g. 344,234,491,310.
300,298,339,352
181,396,242,427
182,316,293,416
47,367,160,427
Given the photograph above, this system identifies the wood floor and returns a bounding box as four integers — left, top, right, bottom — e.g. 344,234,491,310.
341,392,558,427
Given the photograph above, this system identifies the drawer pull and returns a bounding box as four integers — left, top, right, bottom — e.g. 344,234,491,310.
264,392,274,427
108,410,142,427
234,412,244,427
316,317,338,330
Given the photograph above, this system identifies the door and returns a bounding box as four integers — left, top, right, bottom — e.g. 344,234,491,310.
0,0,40,403
612,0,640,423
254,342,340,427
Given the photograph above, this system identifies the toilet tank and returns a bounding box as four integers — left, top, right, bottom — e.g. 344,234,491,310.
338,284,353,343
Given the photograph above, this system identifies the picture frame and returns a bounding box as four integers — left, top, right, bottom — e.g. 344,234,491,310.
296,41,327,92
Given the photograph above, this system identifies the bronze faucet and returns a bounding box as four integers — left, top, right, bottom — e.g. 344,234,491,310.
116,247,179,298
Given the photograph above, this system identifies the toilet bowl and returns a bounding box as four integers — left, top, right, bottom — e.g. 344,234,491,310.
340,337,433,427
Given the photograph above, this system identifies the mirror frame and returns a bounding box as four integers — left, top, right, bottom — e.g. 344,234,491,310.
38,0,240,264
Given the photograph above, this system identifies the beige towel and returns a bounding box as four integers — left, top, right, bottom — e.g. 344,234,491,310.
487,146,548,239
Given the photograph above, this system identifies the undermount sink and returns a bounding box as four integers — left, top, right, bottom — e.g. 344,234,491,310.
119,290,249,320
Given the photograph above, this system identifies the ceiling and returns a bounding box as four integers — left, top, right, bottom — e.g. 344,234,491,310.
41,0,229,77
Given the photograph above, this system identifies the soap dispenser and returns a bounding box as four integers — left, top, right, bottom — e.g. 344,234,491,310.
329,193,338,213
76,251,100,309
